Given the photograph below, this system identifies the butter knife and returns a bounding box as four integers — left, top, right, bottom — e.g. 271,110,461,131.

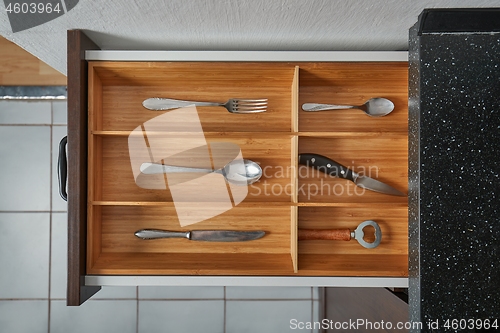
135,229,265,241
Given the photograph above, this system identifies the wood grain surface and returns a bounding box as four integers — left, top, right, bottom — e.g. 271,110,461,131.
0,36,66,85
86,61,408,277
298,228,351,241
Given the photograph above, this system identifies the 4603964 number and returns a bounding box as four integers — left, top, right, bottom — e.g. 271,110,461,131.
443,318,498,330
5,2,61,14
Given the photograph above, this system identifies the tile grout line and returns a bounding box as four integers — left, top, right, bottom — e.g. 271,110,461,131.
0,298,53,301
136,286,139,333
223,286,226,333
133,297,310,301
0,210,66,213
0,123,52,126
47,299,51,333
0,211,57,213
320,288,327,333
131,298,225,301
47,298,138,301
310,287,314,333
48,105,54,332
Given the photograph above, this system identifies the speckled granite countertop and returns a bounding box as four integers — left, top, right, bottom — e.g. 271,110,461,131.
409,9,500,333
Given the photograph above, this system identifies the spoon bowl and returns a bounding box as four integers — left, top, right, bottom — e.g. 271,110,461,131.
140,159,262,186
360,98,395,117
302,97,395,117
220,159,262,185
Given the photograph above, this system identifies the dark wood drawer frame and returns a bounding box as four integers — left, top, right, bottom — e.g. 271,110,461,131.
67,30,101,305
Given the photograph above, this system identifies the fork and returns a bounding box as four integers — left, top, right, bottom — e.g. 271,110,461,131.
142,97,268,113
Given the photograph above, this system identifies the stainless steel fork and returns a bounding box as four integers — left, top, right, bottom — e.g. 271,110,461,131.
142,97,268,113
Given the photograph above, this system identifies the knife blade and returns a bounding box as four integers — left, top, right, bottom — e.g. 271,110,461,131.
298,153,406,196
134,229,265,241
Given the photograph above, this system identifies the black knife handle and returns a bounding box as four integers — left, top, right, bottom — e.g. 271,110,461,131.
298,153,355,181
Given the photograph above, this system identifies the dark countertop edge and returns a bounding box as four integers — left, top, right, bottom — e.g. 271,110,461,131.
418,8,500,34
408,21,422,333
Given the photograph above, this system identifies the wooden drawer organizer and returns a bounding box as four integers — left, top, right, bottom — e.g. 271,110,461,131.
87,61,408,277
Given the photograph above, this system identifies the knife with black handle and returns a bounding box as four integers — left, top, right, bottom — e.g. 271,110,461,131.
298,153,406,196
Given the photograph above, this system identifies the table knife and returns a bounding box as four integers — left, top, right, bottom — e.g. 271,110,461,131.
298,153,406,196
135,229,265,241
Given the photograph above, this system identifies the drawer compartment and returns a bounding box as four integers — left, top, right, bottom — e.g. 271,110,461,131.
90,62,296,133
297,206,408,276
88,205,295,275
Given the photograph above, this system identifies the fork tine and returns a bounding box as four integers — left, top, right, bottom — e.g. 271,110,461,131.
235,101,268,107
232,108,267,113
235,105,267,111
233,98,268,103
227,98,267,113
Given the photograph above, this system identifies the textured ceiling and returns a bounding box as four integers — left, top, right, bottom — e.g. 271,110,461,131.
1,0,499,74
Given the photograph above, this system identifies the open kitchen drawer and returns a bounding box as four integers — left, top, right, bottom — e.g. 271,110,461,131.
67,30,408,305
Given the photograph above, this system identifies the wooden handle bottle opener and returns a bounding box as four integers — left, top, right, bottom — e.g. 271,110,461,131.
298,220,382,249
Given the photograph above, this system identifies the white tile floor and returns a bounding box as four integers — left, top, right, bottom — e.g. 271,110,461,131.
0,100,321,332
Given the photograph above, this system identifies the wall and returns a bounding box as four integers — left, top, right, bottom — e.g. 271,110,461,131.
0,0,499,74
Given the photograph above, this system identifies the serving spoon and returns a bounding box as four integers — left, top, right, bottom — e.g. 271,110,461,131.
302,97,394,117
140,159,262,185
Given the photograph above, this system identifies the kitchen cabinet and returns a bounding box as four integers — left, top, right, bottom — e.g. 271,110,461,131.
66,8,500,331
67,30,410,306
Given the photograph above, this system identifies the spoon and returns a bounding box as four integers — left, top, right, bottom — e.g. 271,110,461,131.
302,98,394,117
140,159,262,185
